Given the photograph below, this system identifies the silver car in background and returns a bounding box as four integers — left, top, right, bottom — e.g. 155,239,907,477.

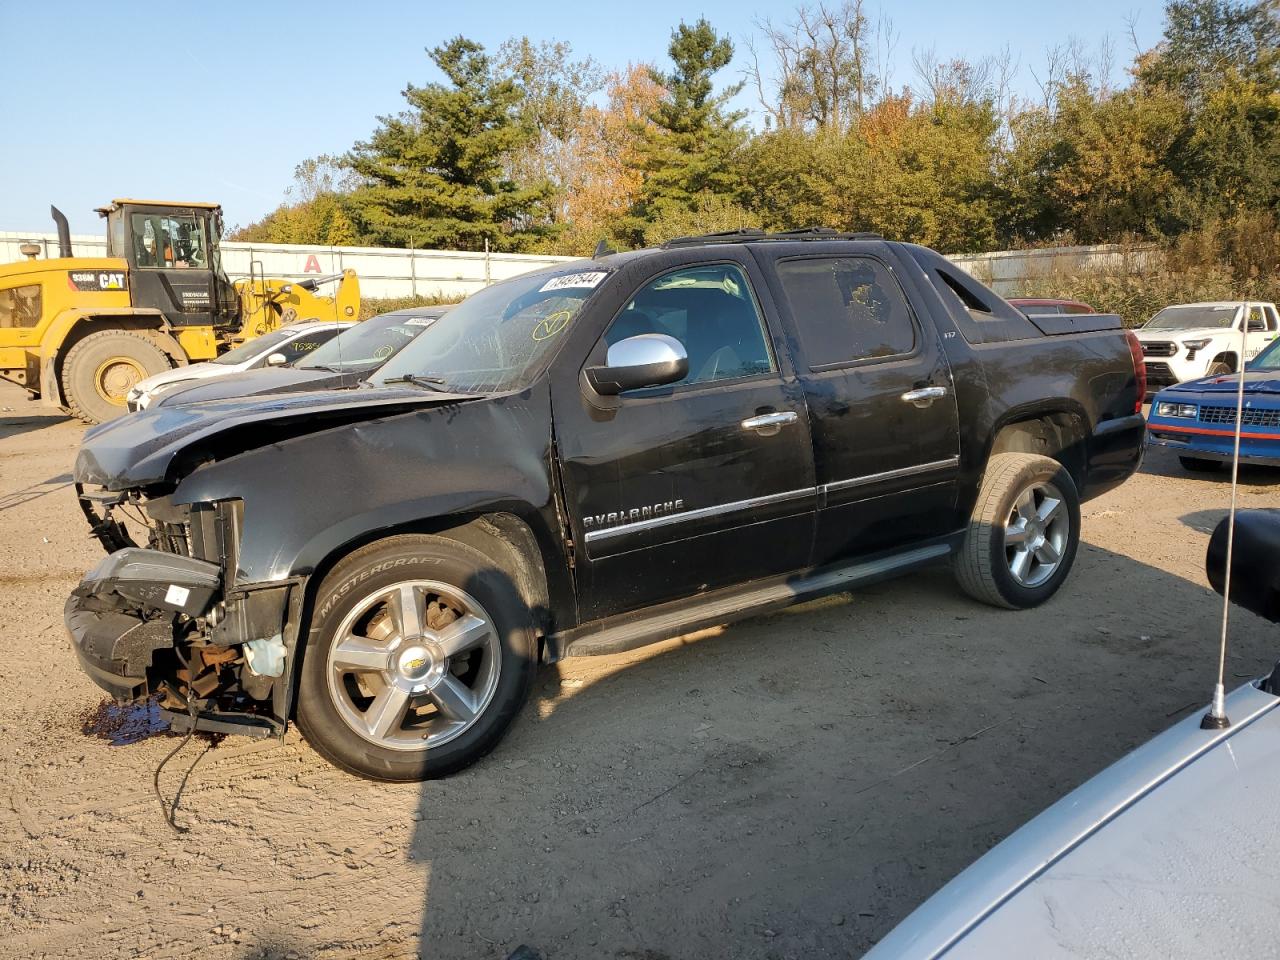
147,306,451,408
125,319,352,410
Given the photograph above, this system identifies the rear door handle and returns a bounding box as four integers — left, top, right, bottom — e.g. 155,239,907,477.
901,386,947,408
741,411,798,435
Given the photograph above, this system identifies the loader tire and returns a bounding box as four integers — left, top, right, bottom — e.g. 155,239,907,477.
61,330,172,424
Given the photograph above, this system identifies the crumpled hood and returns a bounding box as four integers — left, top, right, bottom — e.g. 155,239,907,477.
76,386,477,489
1166,369,1280,395
152,366,361,407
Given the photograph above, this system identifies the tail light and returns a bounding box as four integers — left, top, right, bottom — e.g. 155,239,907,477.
1125,330,1146,413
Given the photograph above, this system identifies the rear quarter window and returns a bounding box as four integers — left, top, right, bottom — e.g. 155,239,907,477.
906,246,1041,344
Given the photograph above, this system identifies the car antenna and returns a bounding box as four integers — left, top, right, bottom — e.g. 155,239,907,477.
1202,301,1251,730
593,238,616,259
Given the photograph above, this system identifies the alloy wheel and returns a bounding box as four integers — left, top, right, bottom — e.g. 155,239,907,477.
325,580,502,751
1003,481,1069,588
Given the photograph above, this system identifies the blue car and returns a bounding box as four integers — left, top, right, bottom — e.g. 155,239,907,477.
1147,335,1280,471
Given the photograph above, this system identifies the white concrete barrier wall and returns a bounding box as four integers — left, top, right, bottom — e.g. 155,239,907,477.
3,231,1155,298
950,243,1160,294
0,232,577,300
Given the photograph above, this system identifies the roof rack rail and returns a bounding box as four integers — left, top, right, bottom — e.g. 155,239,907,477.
661,226,884,248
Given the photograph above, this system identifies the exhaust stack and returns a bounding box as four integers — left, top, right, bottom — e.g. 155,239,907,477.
50,206,73,259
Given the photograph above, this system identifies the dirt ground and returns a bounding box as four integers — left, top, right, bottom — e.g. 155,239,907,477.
2,380,1279,960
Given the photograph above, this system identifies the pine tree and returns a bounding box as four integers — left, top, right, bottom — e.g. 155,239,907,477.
621,20,751,244
345,37,556,251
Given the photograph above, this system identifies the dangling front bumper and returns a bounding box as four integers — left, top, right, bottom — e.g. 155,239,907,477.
65,547,221,701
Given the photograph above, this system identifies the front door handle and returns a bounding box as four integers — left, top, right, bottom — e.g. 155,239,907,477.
741,411,798,435
901,386,947,408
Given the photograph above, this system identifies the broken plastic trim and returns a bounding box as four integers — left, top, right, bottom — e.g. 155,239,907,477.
75,482,136,553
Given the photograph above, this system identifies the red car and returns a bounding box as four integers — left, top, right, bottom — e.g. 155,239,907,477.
1008,297,1098,315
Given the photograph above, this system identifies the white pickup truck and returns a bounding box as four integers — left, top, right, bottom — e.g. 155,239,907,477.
1136,300,1280,392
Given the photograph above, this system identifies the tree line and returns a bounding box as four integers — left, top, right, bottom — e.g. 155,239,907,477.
233,0,1280,276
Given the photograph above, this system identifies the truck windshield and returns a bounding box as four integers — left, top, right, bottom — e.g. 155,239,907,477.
298,312,439,372
1145,305,1238,330
370,268,607,393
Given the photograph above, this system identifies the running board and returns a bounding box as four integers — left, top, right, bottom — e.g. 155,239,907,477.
553,542,952,660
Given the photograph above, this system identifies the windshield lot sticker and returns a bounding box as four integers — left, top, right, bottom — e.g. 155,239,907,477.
539,271,607,293
532,310,573,341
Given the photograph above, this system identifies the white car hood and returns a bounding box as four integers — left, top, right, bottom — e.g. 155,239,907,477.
866,681,1280,959
1137,326,1232,341
132,361,226,394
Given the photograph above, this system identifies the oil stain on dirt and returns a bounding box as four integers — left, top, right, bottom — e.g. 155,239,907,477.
80,697,171,746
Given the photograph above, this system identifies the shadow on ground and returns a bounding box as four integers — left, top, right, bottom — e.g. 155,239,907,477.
1141,442,1280,484
0,411,71,441
0,472,73,513
370,538,1280,960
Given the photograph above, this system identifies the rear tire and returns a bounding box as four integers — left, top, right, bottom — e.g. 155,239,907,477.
296,534,537,781
954,453,1081,609
1179,456,1224,472
61,329,172,424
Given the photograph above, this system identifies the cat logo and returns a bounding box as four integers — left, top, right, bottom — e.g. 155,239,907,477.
68,270,126,292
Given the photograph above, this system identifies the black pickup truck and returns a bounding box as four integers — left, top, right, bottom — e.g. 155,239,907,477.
66,230,1147,781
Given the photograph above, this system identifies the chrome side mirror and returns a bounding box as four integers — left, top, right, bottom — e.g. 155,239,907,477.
265,352,288,367
586,334,688,396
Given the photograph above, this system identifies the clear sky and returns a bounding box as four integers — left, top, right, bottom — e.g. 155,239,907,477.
0,0,1168,236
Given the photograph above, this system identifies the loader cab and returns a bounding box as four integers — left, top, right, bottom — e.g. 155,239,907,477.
99,199,239,330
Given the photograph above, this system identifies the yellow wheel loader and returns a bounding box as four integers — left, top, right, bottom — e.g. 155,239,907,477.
0,200,360,423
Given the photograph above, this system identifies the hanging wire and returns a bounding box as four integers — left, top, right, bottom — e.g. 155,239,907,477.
1204,304,1250,728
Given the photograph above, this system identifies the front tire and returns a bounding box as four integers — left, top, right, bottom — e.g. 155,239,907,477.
61,329,172,424
296,534,537,781
1207,361,1233,377
954,453,1081,609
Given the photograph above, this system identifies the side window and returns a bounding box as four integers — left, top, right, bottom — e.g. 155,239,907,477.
278,328,340,363
776,256,915,366
604,263,775,387
0,284,42,328
1248,306,1266,332
1267,306,1279,331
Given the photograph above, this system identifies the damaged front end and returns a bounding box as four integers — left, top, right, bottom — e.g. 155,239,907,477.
65,384,512,744
68,489,298,739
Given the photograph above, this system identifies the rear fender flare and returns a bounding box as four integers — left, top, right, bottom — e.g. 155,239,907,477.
983,401,1090,489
